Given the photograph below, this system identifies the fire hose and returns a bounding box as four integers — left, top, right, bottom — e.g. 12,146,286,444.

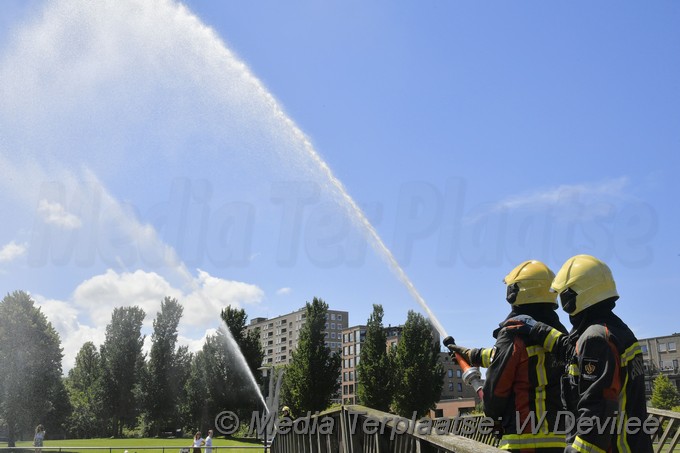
443,336,484,400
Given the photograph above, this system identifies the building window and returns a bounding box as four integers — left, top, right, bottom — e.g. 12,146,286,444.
674,359,679,369
457,383,463,392
331,332,336,339
641,344,648,354
349,371,354,381
659,343,667,352
447,369,453,378
457,370,462,378
448,383,454,391
338,314,342,320
669,342,677,352
355,357,360,366
331,323,336,330
349,345,354,355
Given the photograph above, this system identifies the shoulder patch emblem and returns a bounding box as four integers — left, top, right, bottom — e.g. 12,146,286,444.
582,359,599,381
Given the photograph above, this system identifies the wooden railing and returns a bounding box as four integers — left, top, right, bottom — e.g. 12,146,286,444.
649,407,680,452
269,405,500,453
270,406,680,453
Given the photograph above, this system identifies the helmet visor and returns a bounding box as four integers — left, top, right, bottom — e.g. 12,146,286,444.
506,283,519,305
560,288,578,314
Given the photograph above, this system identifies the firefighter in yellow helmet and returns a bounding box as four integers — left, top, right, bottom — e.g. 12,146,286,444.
447,260,568,452
504,255,653,453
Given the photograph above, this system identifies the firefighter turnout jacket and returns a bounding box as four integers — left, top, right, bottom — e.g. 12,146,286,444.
529,306,653,453
470,308,568,452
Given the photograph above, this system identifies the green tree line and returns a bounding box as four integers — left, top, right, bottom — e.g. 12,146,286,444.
0,291,264,444
1,291,493,444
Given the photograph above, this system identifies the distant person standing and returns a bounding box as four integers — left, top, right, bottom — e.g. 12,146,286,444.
192,432,205,453
204,430,213,453
33,425,45,453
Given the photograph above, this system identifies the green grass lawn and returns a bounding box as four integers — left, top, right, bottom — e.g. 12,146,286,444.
12,437,266,453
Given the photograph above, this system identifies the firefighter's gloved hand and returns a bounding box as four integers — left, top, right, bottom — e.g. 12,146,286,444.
448,344,472,364
502,315,537,336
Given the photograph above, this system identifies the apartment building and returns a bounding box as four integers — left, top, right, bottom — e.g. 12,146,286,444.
438,352,478,401
341,325,365,404
245,308,348,366
639,333,680,396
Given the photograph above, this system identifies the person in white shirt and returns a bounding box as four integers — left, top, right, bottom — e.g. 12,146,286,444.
33,425,45,453
204,430,213,453
191,432,205,453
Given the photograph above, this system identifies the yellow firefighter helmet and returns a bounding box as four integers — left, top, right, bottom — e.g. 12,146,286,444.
503,260,557,307
551,254,619,315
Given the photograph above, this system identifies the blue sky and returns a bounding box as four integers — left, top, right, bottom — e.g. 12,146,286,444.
0,0,678,371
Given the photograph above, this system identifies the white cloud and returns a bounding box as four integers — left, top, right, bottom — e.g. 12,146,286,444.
40,267,265,372
73,268,181,325
182,269,264,326
496,177,628,211
34,295,105,372
468,177,630,223
0,241,26,262
37,199,82,229
276,287,291,296
179,328,218,354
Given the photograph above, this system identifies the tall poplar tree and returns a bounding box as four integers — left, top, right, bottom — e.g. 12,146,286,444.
66,341,104,438
100,306,146,437
281,297,340,415
391,310,444,417
145,297,184,435
0,291,70,445
356,304,393,410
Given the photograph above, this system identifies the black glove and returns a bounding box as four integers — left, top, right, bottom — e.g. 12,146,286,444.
502,315,537,336
448,344,472,364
